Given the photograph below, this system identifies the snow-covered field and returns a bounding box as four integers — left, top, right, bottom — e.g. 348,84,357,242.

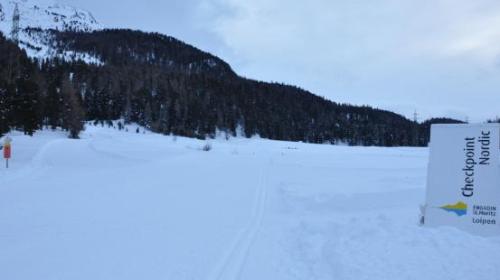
1,125,499,280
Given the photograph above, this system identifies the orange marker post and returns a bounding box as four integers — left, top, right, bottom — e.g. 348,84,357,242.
3,137,12,168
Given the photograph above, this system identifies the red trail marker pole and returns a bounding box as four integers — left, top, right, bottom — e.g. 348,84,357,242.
3,136,12,169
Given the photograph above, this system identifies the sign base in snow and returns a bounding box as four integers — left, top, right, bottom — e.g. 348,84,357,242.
425,123,500,236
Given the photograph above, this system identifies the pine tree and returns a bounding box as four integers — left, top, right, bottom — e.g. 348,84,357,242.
16,77,41,135
0,84,9,136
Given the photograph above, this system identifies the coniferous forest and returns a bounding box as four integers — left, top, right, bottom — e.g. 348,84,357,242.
0,29,463,145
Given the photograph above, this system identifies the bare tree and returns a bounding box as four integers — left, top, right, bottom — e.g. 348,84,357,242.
61,78,85,139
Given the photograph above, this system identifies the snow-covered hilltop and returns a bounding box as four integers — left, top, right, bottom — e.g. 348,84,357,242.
0,0,101,61
0,0,100,33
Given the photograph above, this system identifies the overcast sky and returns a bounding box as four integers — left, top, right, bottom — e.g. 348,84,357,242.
58,0,500,122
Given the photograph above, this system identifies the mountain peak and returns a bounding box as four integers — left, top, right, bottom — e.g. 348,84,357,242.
0,0,101,61
0,0,100,33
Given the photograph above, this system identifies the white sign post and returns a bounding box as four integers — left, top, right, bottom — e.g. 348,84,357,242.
425,123,500,236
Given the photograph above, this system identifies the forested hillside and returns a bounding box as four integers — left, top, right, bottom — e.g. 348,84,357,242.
0,29,463,145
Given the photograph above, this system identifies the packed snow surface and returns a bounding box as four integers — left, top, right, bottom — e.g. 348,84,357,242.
0,125,499,280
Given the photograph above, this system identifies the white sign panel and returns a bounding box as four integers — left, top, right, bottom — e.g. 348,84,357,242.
425,123,500,236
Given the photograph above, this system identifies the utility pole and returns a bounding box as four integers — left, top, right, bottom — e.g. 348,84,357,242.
11,3,20,44
7,3,20,84
413,110,419,146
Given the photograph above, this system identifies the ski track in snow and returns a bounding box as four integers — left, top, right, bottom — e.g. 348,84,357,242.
208,159,270,280
2,127,500,280
0,137,64,186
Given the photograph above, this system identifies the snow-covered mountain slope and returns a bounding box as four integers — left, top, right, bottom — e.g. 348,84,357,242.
0,0,99,33
0,0,101,62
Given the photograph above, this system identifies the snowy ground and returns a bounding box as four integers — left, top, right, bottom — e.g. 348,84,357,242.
1,125,499,280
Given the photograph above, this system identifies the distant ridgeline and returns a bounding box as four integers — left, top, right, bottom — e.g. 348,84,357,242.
0,29,464,145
